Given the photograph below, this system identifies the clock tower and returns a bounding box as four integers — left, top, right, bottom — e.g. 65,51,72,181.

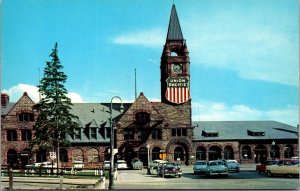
161,4,190,105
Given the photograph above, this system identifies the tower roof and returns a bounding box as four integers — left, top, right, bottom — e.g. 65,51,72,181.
167,4,184,40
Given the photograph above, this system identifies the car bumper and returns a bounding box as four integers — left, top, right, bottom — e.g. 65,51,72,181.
194,169,206,174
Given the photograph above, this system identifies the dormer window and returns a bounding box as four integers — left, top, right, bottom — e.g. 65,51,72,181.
74,128,81,139
135,112,150,124
247,130,265,136
202,131,218,137
19,113,34,122
91,128,97,139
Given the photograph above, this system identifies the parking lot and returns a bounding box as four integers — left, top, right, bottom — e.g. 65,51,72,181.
1,165,299,190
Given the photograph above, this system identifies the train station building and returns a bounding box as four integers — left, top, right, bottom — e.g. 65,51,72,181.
1,4,298,168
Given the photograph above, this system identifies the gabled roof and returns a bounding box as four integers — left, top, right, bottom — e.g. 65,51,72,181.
167,4,184,40
193,121,298,141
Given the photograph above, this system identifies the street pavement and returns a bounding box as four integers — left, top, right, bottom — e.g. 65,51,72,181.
2,163,299,190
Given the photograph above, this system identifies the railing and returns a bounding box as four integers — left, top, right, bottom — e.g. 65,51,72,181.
1,166,109,190
1,166,109,178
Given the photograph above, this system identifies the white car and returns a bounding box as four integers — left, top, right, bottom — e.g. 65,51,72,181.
149,160,167,169
73,160,84,169
116,160,128,169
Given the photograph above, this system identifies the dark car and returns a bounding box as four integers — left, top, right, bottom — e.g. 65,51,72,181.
256,160,278,174
226,160,240,173
158,162,182,178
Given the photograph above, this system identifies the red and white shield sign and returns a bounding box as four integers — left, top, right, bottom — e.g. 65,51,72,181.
165,77,191,104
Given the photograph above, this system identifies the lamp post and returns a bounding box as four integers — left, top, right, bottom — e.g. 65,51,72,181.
108,96,124,190
146,144,151,174
271,141,275,160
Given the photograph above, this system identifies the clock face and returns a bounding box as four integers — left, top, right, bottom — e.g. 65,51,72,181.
172,63,182,73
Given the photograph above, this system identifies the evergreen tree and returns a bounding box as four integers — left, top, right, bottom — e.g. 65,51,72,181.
30,43,78,153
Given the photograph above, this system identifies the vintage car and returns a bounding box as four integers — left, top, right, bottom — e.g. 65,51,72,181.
226,160,240,173
149,159,167,169
256,160,278,174
266,159,299,178
73,160,84,169
131,159,143,170
193,161,207,174
157,162,182,178
205,160,228,177
116,160,128,169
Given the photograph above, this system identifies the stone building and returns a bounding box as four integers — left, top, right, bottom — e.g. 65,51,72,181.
1,4,298,168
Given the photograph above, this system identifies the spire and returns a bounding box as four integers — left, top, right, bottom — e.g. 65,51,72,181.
167,4,184,40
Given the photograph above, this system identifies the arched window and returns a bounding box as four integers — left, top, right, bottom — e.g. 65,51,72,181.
36,148,47,162
284,145,294,158
174,147,184,161
87,148,99,163
270,144,280,159
196,146,206,160
60,148,68,163
224,146,234,159
241,145,252,159
73,148,84,162
254,145,267,163
7,149,18,167
152,147,161,160
208,146,222,160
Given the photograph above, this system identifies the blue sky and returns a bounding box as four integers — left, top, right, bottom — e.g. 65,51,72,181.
2,0,299,126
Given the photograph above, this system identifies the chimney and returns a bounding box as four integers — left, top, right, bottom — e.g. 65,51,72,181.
1,93,9,107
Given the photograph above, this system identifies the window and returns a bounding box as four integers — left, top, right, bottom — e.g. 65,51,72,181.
21,129,32,141
19,113,34,122
138,129,147,141
91,128,97,139
152,129,162,140
171,128,187,137
135,112,150,124
74,128,81,139
247,130,265,136
202,131,218,137
7,130,17,141
124,129,134,140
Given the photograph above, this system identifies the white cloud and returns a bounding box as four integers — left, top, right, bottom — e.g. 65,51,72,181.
192,100,299,126
185,15,298,87
112,28,164,48
2,84,84,103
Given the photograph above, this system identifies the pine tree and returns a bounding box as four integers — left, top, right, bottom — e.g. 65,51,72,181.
30,43,78,155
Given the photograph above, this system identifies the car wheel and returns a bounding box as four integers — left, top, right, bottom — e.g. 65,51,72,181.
267,171,272,177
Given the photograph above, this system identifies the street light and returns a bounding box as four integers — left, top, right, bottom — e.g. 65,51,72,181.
108,96,124,190
271,141,276,160
147,144,151,174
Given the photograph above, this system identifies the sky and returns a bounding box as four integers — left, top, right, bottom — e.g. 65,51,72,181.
1,0,299,126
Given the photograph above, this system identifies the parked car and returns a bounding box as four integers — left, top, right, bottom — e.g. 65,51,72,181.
158,162,182,178
149,160,167,169
205,160,228,177
193,161,207,174
116,160,128,169
25,162,43,173
266,159,299,178
131,159,143,170
104,161,111,169
226,160,240,173
256,160,278,174
73,160,84,169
